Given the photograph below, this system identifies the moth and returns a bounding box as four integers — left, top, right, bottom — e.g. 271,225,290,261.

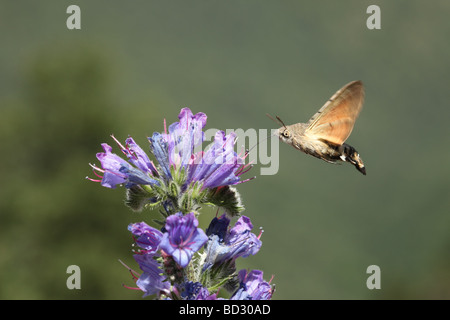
271,80,366,175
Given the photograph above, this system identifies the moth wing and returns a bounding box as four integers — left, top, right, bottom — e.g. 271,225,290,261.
305,81,364,146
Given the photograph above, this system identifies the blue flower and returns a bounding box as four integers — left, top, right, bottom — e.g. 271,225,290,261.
89,138,160,189
164,108,207,170
203,214,262,270
159,212,208,268
122,136,158,176
133,253,171,298
181,281,218,300
128,222,163,254
231,269,273,300
90,107,273,300
223,216,262,260
151,107,252,189
205,213,230,241
92,143,131,188
186,130,250,189
148,132,172,180
88,107,252,216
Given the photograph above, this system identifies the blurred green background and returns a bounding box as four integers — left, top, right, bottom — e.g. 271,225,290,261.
1,1,449,299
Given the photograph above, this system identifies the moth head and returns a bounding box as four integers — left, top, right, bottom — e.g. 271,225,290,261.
266,113,291,141
275,116,293,143
278,127,292,143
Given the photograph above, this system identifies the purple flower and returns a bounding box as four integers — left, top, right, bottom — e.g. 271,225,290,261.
205,213,230,241
128,222,163,254
186,130,251,189
224,216,262,260
89,138,160,189
231,269,273,300
154,107,252,189
196,288,219,300
89,107,273,300
159,212,208,268
133,253,171,298
203,215,262,270
88,108,253,215
92,143,131,188
148,132,172,180
181,281,218,300
122,136,158,176
164,108,207,169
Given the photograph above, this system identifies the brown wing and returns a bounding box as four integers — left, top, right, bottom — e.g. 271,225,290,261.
305,81,364,146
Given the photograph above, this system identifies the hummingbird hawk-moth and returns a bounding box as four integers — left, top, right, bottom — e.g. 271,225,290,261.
271,80,366,175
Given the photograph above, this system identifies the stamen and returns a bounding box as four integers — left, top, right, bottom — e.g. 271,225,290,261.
238,145,246,158
86,164,105,182
89,163,105,173
236,162,253,176
118,259,141,281
257,227,264,240
122,284,141,291
92,170,104,180
111,134,126,151
85,176,102,183
241,164,254,175
235,176,256,184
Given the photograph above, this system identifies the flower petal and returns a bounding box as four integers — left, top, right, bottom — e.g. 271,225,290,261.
159,212,208,268
148,132,172,179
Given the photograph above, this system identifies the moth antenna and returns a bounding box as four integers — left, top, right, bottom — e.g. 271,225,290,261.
265,113,275,120
265,113,287,129
266,113,278,125
275,116,288,129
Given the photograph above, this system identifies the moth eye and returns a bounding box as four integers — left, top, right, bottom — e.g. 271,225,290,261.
282,130,290,138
